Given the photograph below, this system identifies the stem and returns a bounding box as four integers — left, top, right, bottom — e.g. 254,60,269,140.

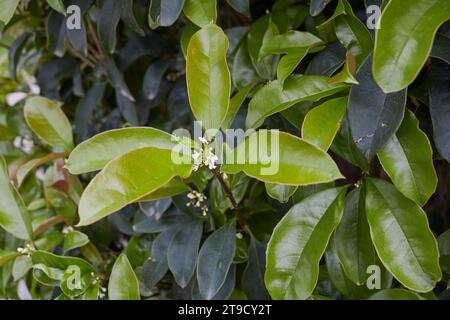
67,45,96,68
86,17,107,69
32,215,66,238
212,168,240,215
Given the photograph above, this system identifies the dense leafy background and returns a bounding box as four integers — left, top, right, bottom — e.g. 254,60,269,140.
0,0,449,300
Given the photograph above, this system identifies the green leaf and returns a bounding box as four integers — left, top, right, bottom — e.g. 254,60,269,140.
246,75,348,129
138,179,191,202
428,59,450,163
0,250,20,267
142,229,174,288
265,183,298,203
66,127,187,174
148,0,185,28
310,0,332,16
378,110,437,206
369,289,421,300
183,0,217,27
31,250,95,295
120,0,145,36
9,33,32,81
302,97,348,151
247,15,279,80
325,235,357,297
242,237,271,300
222,130,343,185
47,0,66,15
187,24,231,130
265,187,347,299
0,156,32,241
437,229,450,274
260,31,324,58
365,178,441,292
348,55,406,160
317,0,373,67
98,0,121,54
77,147,193,226
108,254,140,300
0,0,20,25
232,39,261,89
24,96,74,151
168,219,203,288
277,50,308,85
373,0,450,93
63,230,90,254
197,221,236,300
12,255,32,280
431,33,450,64
222,82,259,130
335,188,376,285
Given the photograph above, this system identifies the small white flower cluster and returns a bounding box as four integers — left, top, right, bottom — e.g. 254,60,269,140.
62,226,74,235
13,136,34,154
17,243,36,256
187,190,209,216
192,137,218,171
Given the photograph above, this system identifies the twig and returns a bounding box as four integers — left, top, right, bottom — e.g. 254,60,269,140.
33,215,66,238
67,44,96,68
212,168,241,215
86,16,107,69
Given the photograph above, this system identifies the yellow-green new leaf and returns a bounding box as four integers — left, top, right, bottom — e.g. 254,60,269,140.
378,110,437,206
365,178,441,292
222,130,343,185
183,0,217,27
66,127,191,174
187,24,231,130
77,147,192,226
373,0,450,93
265,187,347,299
108,254,140,300
0,156,32,240
302,97,348,151
24,96,74,151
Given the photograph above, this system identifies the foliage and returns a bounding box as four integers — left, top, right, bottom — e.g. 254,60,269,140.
0,0,449,300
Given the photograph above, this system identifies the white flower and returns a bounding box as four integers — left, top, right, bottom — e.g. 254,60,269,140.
6,92,27,106
192,150,203,171
62,226,74,234
187,191,209,216
203,147,218,170
199,137,209,145
236,233,243,240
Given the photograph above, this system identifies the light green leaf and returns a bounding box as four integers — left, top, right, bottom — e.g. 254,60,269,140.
0,156,32,241
137,178,191,202
108,254,140,300
183,0,217,27
260,31,324,58
277,50,308,86
24,96,74,151
378,110,437,206
77,147,192,226
365,178,442,292
373,0,450,93
265,183,298,203
187,24,231,130
265,187,347,299
222,130,344,185
335,187,376,285
66,127,189,174
246,75,348,129
0,0,20,25
63,230,90,254
302,97,348,151
369,288,421,300
12,255,32,280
